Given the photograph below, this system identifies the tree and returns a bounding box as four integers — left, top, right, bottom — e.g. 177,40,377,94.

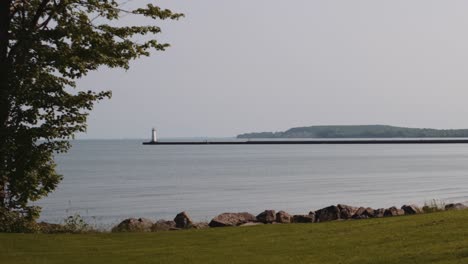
0,1,183,217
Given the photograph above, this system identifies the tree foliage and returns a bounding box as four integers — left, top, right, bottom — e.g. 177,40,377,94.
0,0,182,215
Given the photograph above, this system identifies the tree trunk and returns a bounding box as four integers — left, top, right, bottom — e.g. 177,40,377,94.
0,0,11,103
0,0,11,75
0,0,12,208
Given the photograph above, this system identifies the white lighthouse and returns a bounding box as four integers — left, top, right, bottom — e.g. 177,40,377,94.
151,128,158,143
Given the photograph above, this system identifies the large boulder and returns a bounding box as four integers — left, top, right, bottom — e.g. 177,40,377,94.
174,211,193,229
292,213,315,223
209,212,256,227
315,205,341,222
445,203,467,211
401,205,423,215
352,207,375,219
256,210,276,224
151,220,177,231
373,208,385,218
384,207,405,217
112,218,154,232
276,211,292,223
337,204,359,219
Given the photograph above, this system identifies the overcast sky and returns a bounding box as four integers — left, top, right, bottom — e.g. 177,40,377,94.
77,0,468,139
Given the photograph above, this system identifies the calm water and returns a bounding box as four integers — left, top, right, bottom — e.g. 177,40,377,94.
37,140,468,225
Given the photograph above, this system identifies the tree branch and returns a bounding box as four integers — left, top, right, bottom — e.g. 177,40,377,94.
31,0,51,28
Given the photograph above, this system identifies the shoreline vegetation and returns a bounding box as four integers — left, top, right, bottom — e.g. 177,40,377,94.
4,207,468,264
237,125,468,139
29,200,466,234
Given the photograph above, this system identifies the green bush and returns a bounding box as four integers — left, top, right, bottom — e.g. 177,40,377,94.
0,207,40,233
62,214,92,233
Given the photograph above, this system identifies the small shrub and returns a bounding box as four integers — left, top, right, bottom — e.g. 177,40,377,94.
62,214,92,233
39,215,97,234
422,199,445,213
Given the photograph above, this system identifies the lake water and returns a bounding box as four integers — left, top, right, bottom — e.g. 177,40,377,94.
37,139,468,226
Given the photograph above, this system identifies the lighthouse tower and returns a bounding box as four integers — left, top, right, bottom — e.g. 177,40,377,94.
151,128,158,143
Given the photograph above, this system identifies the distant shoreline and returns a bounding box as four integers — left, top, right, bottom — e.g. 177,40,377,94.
238,125,468,139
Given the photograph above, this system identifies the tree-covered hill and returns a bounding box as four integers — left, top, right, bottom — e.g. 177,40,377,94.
237,125,468,138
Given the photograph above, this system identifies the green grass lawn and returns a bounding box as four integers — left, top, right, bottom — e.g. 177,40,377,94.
2,209,468,264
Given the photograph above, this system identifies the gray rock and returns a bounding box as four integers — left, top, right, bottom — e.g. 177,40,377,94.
174,211,193,229
276,211,292,223
112,218,154,232
445,203,467,211
352,207,375,219
315,205,341,222
240,222,264,227
256,210,276,224
337,204,359,219
192,222,209,229
401,205,423,215
151,220,176,231
292,214,315,223
384,207,405,217
373,208,386,218
209,212,256,227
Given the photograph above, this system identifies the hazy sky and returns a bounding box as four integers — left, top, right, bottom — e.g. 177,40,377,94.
78,0,468,139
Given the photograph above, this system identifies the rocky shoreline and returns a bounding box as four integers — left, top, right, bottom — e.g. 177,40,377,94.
109,202,467,232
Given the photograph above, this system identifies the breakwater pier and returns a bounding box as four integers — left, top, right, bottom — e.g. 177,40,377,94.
143,139,468,145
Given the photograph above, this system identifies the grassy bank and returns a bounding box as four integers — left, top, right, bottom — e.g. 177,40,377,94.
2,209,468,264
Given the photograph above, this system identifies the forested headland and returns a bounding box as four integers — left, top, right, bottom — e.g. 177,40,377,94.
237,125,468,138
